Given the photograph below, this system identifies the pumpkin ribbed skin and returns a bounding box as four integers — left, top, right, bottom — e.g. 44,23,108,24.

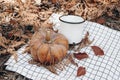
30,28,69,65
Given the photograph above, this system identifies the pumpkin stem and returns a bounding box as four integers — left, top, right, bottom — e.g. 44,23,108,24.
46,30,51,42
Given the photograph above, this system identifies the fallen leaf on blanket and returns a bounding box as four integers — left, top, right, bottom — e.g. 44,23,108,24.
77,67,86,77
23,45,30,54
77,32,93,51
74,52,89,60
68,54,78,67
54,63,64,71
45,65,57,74
12,51,18,62
28,59,41,66
91,46,104,56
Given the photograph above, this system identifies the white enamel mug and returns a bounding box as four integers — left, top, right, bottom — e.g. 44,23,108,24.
58,15,85,44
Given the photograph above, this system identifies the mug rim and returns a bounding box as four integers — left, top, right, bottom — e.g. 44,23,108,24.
59,15,85,24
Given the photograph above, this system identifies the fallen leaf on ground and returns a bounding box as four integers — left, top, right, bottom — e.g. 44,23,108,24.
10,41,25,48
96,17,106,24
52,0,57,4
77,66,86,77
91,46,104,56
7,48,18,62
74,52,89,60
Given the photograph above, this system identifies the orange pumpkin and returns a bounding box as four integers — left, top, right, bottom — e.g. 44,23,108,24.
29,28,69,65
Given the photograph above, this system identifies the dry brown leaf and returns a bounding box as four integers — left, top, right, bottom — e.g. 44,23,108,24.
91,46,104,56
77,66,86,77
21,34,30,39
77,32,93,50
0,34,8,44
62,58,71,66
0,50,7,55
16,0,23,5
52,0,57,4
11,41,25,48
10,19,18,25
54,62,64,71
74,52,89,60
13,29,23,37
12,51,18,62
8,29,23,40
65,0,76,10
28,59,40,65
0,42,7,48
84,0,97,7
96,17,106,24
23,45,30,54
107,11,113,17
68,54,78,67
0,34,8,48
41,19,53,29
7,48,18,62
4,9,14,13
45,65,57,74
